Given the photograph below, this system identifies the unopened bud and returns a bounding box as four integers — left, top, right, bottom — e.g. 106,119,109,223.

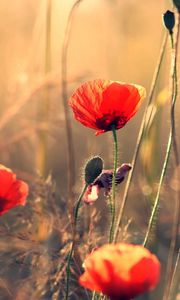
84,156,103,184
163,10,175,34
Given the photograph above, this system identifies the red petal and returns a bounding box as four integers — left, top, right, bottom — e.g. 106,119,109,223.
0,165,29,216
6,180,29,206
69,80,146,134
0,168,16,197
100,82,145,120
69,79,111,129
79,243,160,299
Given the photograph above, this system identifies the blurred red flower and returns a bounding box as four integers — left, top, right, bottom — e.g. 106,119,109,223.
79,243,160,300
69,79,146,135
0,164,29,216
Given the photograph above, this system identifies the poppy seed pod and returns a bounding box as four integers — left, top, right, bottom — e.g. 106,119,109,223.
173,0,180,12
84,156,103,184
163,10,175,34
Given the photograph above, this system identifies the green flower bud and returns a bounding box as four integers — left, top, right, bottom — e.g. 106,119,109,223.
163,10,175,34
173,0,180,12
84,156,103,184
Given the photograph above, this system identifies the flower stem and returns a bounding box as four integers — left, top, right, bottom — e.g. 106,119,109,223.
113,33,168,242
109,127,118,243
143,15,180,248
92,128,118,300
168,250,180,300
61,1,84,214
37,0,52,176
143,133,172,246
163,12,180,300
65,183,88,300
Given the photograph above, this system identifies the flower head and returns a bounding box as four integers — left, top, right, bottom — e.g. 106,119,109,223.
83,164,131,204
163,10,175,34
79,243,160,300
0,164,29,216
69,79,146,135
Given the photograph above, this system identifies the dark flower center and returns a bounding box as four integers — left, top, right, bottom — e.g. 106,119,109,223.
95,114,127,131
0,197,7,212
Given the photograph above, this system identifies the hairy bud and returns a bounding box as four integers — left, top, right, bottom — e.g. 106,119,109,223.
84,156,103,184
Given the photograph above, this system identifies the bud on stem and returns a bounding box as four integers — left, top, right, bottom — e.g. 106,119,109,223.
84,156,103,184
163,10,175,34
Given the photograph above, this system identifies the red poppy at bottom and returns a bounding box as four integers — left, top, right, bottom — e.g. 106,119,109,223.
69,79,146,135
0,164,29,216
79,243,160,300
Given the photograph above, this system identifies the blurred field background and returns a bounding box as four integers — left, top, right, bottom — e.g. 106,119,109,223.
0,0,179,299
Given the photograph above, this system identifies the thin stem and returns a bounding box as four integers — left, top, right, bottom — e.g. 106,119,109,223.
65,183,88,300
37,0,52,176
92,292,100,300
109,127,118,243
113,33,168,242
143,15,180,248
143,132,172,246
45,0,52,74
61,0,84,212
107,194,113,241
92,129,118,300
168,250,180,300
163,12,180,300
92,291,96,300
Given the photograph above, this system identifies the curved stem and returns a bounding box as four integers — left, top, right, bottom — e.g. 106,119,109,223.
143,132,172,246
163,12,180,300
61,0,84,212
109,127,118,243
113,33,168,242
65,183,88,300
143,15,180,248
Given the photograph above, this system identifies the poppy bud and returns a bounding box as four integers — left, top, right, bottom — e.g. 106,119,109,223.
173,0,180,12
84,156,103,184
163,10,175,34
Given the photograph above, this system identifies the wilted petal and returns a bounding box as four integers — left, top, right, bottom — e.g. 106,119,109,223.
116,164,132,184
94,163,132,194
83,184,100,205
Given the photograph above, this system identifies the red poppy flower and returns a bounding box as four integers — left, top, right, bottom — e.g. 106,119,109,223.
79,243,160,300
69,79,146,135
0,164,29,216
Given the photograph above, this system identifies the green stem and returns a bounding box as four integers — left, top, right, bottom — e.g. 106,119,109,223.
143,131,172,246
163,12,180,300
92,292,100,300
109,127,118,243
143,18,180,248
92,128,118,300
61,1,84,213
65,183,88,300
168,250,180,300
113,33,168,243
